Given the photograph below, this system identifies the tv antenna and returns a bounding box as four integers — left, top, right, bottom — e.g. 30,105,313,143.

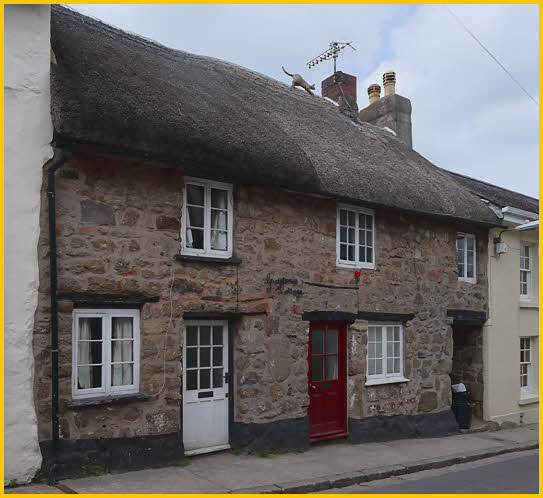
306,41,356,73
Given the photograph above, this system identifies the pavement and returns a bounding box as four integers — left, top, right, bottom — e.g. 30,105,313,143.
5,423,538,494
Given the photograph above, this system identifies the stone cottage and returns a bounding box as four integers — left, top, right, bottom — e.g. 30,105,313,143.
33,6,504,479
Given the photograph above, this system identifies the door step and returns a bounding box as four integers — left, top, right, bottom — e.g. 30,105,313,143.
184,444,231,456
310,431,348,443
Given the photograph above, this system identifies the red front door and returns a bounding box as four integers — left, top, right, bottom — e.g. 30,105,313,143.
308,321,347,441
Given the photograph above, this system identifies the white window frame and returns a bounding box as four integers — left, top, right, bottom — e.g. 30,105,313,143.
520,337,532,394
181,177,233,259
520,243,532,300
457,232,477,283
365,324,409,386
72,308,140,399
336,203,376,270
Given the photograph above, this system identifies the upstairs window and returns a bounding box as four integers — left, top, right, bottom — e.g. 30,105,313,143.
182,178,233,258
520,244,532,299
336,204,375,269
72,309,140,399
457,232,476,283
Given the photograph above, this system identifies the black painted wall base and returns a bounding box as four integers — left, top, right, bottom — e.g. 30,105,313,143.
231,416,310,453
348,410,459,443
40,432,184,480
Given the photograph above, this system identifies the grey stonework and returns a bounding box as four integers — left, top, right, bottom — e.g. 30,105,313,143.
359,94,413,147
33,152,489,448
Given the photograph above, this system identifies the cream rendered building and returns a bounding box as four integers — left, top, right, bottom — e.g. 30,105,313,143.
448,171,539,425
484,208,539,424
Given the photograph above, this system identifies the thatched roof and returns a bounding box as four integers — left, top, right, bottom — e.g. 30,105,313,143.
50,6,500,226
443,170,538,214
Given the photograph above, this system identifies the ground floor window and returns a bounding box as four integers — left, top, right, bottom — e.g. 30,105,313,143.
72,309,140,398
366,324,404,384
520,337,532,393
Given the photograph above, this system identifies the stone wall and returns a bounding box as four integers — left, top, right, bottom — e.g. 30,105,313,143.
33,151,489,444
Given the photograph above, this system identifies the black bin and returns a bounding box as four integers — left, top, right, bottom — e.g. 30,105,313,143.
451,391,472,429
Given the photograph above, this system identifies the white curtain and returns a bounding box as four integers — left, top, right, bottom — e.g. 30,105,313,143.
210,191,227,250
112,318,133,386
186,205,194,248
78,318,92,389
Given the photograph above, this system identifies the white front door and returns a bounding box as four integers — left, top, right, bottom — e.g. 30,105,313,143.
183,320,229,455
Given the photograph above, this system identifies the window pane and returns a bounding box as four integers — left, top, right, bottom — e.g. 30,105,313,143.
111,339,133,362
213,368,223,388
387,358,394,374
394,327,400,341
368,326,377,342
340,227,347,243
348,245,355,261
186,347,198,368
210,230,227,251
200,368,211,389
200,347,211,367
394,358,401,373
359,246,365,262
78,317,102,340
213,347,223,366
366,215,373,230
348,228,355,244
467,262,474,278
394,342,400,357
387,327,393,342
200,326,211,345
326,329,338,354
112,317,133,338
312,357,324,381
187,184,204,206
458,262,465,278
340,209,347,225
312,330,324,354
213,326,223,345
186,326,198,346
375,357,382,375
211,210,227,231
467,236,474,250
187,228,204,249
186,370,198,390
366,230,373,246
78,341,102,365
375,341,382,358
359,230,366,246
340,244,347,260
111,363,133,386
211,188,228,209
368,358,376,375
387,341,393,357
348,210,355,226
187,205,204,228
368,342,376,358
78,365,102,389
325,355,338,380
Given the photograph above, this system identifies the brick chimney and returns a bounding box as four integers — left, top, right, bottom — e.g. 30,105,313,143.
321,71,358,112
359,70,413,147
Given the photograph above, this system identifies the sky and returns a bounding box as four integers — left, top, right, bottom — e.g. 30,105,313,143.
70,4,539,198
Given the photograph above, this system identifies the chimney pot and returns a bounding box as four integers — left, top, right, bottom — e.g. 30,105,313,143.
383,70,396,96
368,83,381,104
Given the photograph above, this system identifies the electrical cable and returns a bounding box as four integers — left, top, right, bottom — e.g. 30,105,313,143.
444,5,538,107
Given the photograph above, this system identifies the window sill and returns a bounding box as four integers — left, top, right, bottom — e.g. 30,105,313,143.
519,301,538,309
175,254,242,264
519,394,539,405
336,262,375,270
458,278,477,284
365,377,410,386
66,392,151,409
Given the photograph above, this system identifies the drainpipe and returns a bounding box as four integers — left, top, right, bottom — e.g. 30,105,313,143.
46,149,67,484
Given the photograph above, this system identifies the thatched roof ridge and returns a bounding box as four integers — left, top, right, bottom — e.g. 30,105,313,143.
50,6,500,225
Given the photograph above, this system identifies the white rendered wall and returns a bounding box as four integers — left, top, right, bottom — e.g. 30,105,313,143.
4,5,52,484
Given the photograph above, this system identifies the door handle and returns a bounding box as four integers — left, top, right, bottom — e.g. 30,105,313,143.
310,384,317,390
